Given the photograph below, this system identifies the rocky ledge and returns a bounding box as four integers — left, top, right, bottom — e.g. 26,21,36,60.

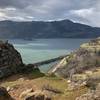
50,37,100,78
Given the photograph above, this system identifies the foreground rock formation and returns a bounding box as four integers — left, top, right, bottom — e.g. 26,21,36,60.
0,40,45,79
51,37,100,78
0,40,23,78
0,40,23,67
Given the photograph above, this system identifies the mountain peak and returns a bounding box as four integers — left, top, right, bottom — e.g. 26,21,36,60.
0,19,100,39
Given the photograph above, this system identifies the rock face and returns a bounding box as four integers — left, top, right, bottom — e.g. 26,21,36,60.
0,40,23,78
0,87,14,100
51,37,100,78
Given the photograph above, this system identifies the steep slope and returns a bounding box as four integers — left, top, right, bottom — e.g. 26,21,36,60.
0,40,23,78
50,37,100,78
0,20,100,39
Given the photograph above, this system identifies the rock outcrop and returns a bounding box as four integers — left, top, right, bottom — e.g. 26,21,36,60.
0,40,23,78
0,86,14,100
0,40,42,79
51,37,100,78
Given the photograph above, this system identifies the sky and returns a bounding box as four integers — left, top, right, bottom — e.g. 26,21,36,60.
0,0,100,27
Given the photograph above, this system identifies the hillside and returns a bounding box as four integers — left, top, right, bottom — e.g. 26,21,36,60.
0,20,100,39
1,38,100,100
50,37,100,78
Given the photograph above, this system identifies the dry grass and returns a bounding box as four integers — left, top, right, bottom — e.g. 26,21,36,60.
0,72,88,100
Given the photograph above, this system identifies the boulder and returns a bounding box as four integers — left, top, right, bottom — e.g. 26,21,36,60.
0,86,14,100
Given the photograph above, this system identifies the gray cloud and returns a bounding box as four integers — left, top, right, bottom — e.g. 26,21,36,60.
0,0,99,26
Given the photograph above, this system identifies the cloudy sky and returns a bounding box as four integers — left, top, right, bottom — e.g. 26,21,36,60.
0,0,99,27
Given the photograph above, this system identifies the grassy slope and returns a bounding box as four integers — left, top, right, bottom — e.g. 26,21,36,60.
0,70,88,100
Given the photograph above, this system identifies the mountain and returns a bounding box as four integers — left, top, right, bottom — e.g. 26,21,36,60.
0,19,100,39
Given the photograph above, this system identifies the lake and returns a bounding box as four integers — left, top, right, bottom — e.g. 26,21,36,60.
9,39,90,72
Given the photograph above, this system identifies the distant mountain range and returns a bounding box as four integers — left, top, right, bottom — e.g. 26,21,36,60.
0,19,100,39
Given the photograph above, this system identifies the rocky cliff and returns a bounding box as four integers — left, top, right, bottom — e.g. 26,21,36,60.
50,37,100,78
0,40,23,78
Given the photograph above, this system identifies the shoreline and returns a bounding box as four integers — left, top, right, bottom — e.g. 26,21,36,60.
32,54,68,67
0,54,68,79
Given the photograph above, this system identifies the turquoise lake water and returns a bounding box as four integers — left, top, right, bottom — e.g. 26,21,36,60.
9,39,90,72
